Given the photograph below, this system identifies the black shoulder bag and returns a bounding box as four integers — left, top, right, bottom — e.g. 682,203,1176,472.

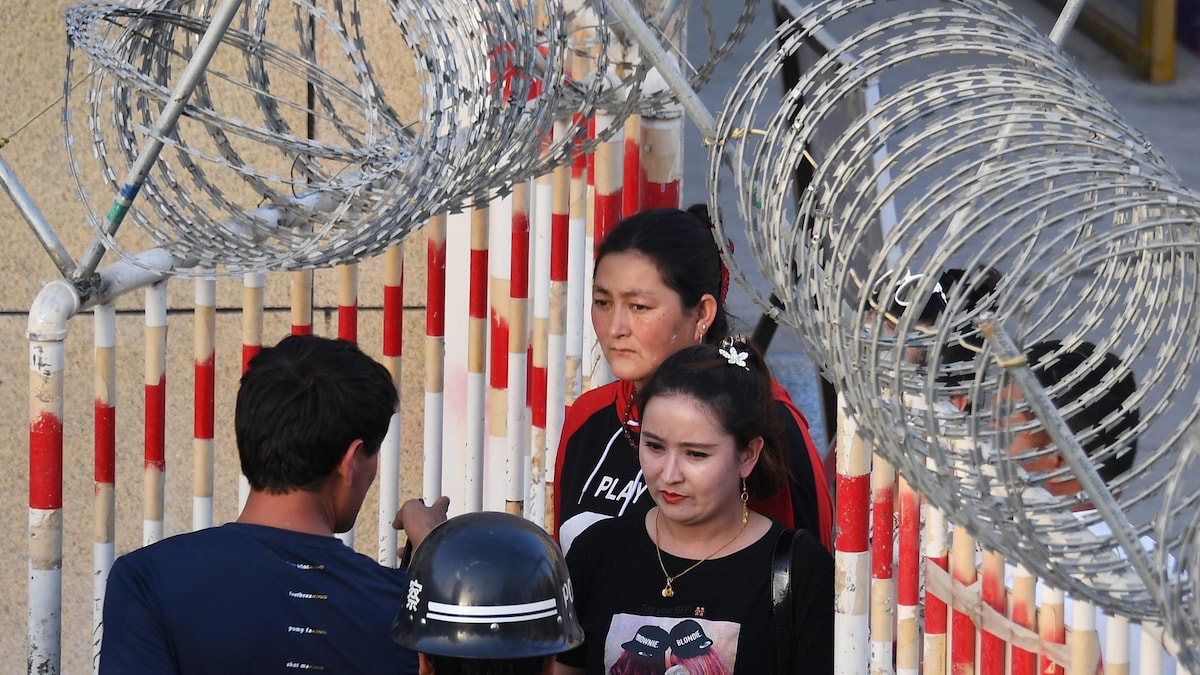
771,527,801,675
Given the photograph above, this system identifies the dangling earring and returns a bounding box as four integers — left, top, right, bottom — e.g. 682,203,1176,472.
740,478,749,526
695,322,707,343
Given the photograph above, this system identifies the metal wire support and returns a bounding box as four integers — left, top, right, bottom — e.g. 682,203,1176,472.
707,0,1200,625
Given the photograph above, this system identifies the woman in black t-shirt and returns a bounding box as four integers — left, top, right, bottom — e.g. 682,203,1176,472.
555,339,833,675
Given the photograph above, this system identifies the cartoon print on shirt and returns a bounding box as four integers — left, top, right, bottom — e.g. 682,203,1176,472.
604,614,738,675
610,625,669,675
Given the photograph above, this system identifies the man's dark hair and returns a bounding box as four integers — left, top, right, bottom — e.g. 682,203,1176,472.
595,204,731,343
1025,339,1139,483
235,334,398,492
423,654,547,675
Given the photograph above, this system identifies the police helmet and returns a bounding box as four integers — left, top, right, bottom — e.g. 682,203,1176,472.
391,511,584,659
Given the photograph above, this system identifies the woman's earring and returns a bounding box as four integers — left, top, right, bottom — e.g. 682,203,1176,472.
740,478,749,525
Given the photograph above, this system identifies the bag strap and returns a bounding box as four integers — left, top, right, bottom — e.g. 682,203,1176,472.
772,527,799,674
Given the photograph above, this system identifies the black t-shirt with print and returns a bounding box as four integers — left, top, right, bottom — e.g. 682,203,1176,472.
558,514,833,674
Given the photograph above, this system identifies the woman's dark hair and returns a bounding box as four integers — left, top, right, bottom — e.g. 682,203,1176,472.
1024,340,1139,484
235,334,398,493
637,338,787,500
595,204,731,344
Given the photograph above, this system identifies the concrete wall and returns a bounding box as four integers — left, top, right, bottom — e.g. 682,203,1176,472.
1,2,428,671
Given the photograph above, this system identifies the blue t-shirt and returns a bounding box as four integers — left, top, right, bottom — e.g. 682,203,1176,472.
100,523,419,674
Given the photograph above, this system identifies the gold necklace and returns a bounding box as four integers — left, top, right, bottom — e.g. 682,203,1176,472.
653,509,748,598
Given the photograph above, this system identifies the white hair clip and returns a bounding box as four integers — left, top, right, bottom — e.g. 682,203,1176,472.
718,346,750,370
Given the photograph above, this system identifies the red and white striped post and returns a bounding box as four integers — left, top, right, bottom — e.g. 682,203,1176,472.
193,277,216,531
29,283,73,675
546,119,573,529
589,105,622,388
950,525,976,675
1040,587,1067,675
566,126,588,402
424,214,447,502
896,476,921,675
1069,600,1103,675
870,454,895,675
338,263,359,344
582,117,600,392
638,69,683,210
835,399,869,674
623,111,641,216
924,497,949,675
488,195,513,512
93,303,117,671
1106,614,1130,675
507,183,532,515
239,272,264,511
529,155,555,525
143,281,168,546
241,272,264,372
1011,565,1038,675
1140,622,1167,673
378,244,404,565
465,206,489,512
290,270,313,336
979,550,1005,674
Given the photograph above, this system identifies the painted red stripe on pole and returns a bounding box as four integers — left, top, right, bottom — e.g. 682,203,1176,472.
980,554,1005,674
512,210,530,298
623,132,640,216
384,284,404,357
593,192,622,251
338,305,358,344
95,403,116,485
550,213,569,282
639,179,680,209
145,376,166,470
194,354,215,439
835,472,870,552
870,479,894,578
469,249,487,320
428,233,447,338
897,487,920,606
242,345,259,374
491,311,509,389
291,324,312,336
30,411,63,510
531,364,547,426
952,588,975,672
925,554,949,634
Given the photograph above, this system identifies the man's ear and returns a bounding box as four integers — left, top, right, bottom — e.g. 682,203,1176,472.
336,439,366,483
540,654,556,674
418,652,435,675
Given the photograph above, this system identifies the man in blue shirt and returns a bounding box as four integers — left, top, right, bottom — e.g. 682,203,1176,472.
101,334,436,674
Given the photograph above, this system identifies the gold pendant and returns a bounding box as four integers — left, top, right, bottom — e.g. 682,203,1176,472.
661,585,674,598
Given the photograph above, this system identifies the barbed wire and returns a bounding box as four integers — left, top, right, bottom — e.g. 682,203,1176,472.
709,0,1200,646
62,0,757,275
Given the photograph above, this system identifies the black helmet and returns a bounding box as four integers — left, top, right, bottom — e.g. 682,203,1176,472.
391,511,584,659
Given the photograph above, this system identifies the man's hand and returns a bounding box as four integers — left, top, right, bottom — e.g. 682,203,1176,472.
393,496,450,551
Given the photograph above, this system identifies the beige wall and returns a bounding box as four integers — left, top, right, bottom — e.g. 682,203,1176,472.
1,2,428,672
